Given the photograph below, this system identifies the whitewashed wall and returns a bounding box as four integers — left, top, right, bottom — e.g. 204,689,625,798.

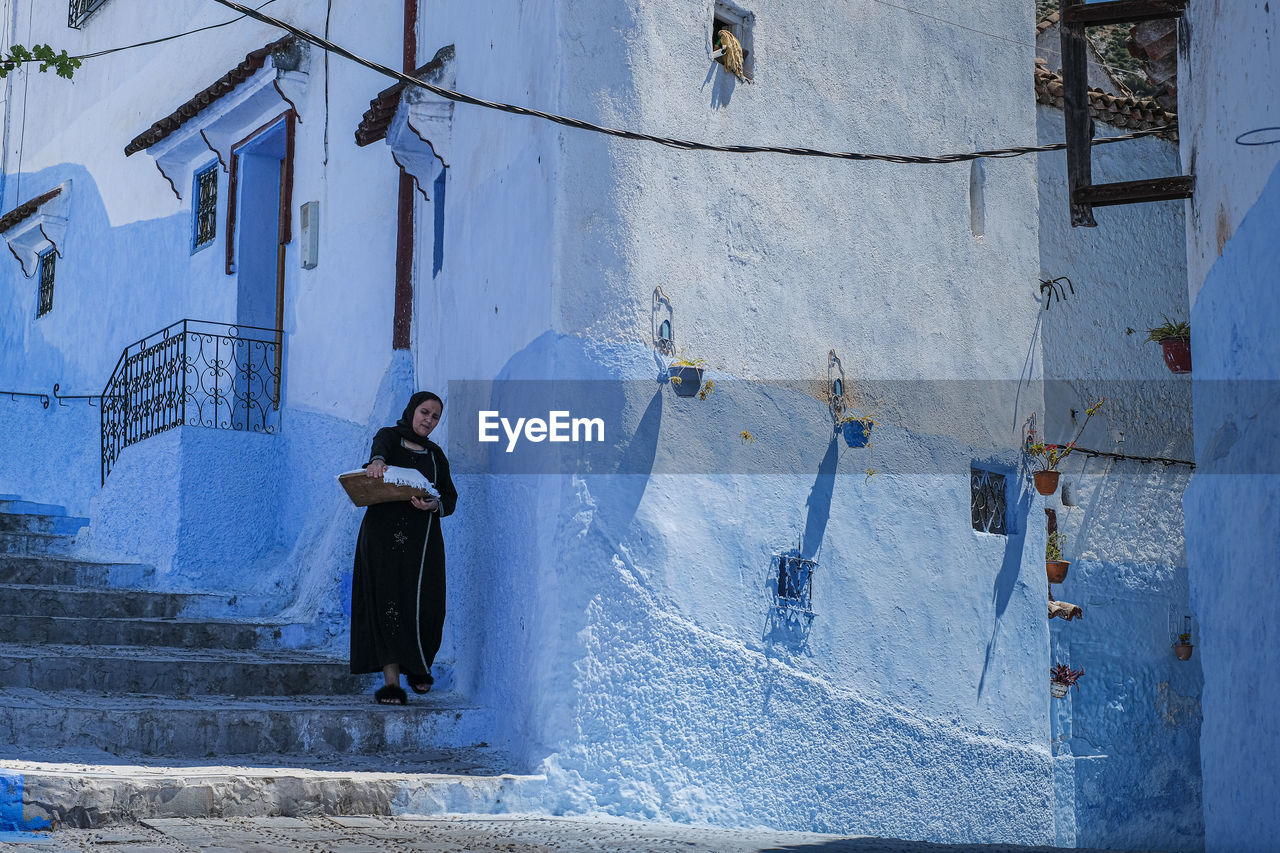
1036,104,1202,852
1180,4,1280,851
407,0,1060,842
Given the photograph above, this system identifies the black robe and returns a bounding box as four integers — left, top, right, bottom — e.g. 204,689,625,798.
349,428,458,678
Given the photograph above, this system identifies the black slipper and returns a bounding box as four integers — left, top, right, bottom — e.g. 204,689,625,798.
374,684,407,705
407,671,434,694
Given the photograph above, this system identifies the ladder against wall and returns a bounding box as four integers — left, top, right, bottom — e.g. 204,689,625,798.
1058,0,1194,227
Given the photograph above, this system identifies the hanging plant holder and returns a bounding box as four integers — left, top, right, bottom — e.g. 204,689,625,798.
1050,663,1083,698
1047,560,1070,584
667,365,704,397
1173,642,1194,661
839,417,873,448
1033,470,1061,496
1146,318,1191,374
1160,338,1192,374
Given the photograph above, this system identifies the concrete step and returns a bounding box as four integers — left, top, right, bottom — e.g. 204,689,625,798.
3,753,544,829
0,643,367,696
0,583,277,620
0,531,74,557
0,688,498,763
0,500,67,516
0,512,87,535
0,584,200,619
0,613,300,649
0,555,155,587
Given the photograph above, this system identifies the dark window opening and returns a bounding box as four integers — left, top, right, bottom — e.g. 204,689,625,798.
971,468,1008,535
193,164,218,252
37,250,55,318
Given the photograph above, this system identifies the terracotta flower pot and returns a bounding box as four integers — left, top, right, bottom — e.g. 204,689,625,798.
1173,642,1194,661
1033,470,1060,496
1051,681,1069,698
1046,560,1070,584
1160,338,1192,374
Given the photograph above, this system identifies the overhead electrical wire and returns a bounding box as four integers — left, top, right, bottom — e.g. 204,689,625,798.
209,0,1175,166
2,0,281,64
74,0,279,60
864,0,1157,92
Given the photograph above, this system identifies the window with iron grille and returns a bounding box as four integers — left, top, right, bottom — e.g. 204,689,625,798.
971,467,1007,534
68,0,111,28
193,164,218,252
37,249,55,318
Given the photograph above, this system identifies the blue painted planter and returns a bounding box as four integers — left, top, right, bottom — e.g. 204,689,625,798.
840,419,873,447
667,366,704,398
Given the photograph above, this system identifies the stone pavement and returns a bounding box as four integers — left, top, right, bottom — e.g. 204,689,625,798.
0,814,1147,852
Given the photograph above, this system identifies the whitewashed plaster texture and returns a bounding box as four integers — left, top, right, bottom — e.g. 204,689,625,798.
0,0,411,605
1183,141,1280,853
1179,1,1280,301
399,0,1058,842
1180,8,1280,851
1036,101,1202,851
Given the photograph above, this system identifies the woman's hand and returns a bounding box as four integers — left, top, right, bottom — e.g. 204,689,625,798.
366,460,388,478
410,495,440,512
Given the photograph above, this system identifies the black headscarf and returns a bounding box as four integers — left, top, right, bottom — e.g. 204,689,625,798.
392,391,443,443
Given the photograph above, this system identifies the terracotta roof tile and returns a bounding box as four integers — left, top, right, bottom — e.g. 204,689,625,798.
124,35,295,156
1036,11,1059,37
355,46,455,147
1034,60,1177,139
0,186,63,234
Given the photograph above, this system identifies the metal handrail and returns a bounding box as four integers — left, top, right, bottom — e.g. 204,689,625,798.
100,319,283,482
2,390,50,409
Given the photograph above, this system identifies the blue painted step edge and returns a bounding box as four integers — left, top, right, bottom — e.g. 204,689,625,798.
0,501,68,518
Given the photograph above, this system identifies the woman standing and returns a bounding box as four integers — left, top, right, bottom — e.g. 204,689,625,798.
351,391,457,705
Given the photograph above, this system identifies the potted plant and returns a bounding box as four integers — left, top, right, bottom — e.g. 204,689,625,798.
1046,530,1069,584
837,412,874,448
667,356,706,398
1026,397,1106,495
1173,631,1194,661
1146,317,1191,374
1050,663,1084,698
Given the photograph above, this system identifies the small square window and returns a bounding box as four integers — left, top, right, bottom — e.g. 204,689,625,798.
193,163,218,252
971,468,1008,535
711,2,754,81
36,249,55,318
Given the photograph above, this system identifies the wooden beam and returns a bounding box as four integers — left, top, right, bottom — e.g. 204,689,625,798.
1059,0,1096,227
1062,0,1187,27
1073,176,1195,207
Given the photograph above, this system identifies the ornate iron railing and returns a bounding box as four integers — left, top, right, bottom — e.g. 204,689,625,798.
773,551,817,619
68,0,110,27
101,319,282,482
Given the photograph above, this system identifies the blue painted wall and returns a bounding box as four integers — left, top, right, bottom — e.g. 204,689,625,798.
1036,105,1204,851
1184,160,1280,853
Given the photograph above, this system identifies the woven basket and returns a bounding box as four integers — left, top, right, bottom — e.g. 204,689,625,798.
338,471,431,507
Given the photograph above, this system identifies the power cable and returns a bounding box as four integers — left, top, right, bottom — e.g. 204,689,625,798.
0,0,280,64
864,0,1155,91
74,0,278,60
210,0,1176,166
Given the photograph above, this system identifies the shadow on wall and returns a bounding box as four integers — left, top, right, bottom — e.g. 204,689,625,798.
978,483,1032,700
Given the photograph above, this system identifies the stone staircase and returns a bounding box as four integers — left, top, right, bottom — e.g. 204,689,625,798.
0,495,541,829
